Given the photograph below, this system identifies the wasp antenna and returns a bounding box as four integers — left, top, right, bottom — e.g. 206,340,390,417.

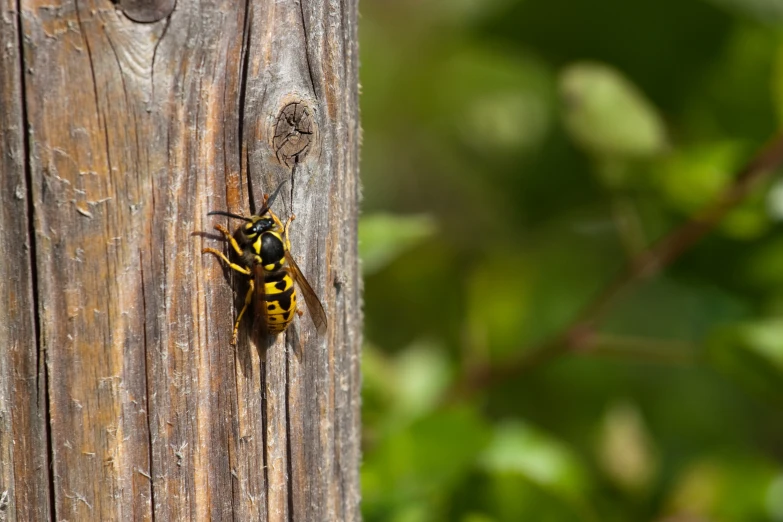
257,179,289,215
207,210,253,222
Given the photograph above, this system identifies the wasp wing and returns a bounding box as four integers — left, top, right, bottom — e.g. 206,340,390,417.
285,251,328,337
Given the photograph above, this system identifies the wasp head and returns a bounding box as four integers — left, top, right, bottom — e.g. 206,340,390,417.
243,215,275,240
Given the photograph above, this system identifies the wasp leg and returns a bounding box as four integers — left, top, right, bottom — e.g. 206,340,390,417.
202,247,252,275
213,224,245,257
281,214,296,250
231,281,254,345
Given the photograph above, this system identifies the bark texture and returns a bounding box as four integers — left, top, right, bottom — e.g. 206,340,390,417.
0,1,361,520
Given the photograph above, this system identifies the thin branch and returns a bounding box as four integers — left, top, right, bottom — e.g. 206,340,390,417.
447,132,783,401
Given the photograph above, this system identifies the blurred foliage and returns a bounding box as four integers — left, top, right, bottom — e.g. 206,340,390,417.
359,0,783,520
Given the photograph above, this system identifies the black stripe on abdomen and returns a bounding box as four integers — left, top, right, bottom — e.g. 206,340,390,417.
263,269,287,283
264,286,294,312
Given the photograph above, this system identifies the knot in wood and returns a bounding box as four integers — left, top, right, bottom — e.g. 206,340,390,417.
117,0,175,23
274,102,315,167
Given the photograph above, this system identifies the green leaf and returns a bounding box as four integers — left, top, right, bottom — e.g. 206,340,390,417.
596,400,657,494
774,39,783,125
707,319,783,400
653,140,772,240
479,421,591,506
466,253,535,359
362,340,453,437
744,235,783,288
704,0,783,22
768,473,783,521
653,141,743,212
603,276,749,342
393,341,452,420
466,232,617,360
560,62,668,160
360,214,437,275
424,0,516,27
362,407,491,518
460,514,497,522
766,178,783,222
665,457,781,521
388,504,432,522
433,47,556,157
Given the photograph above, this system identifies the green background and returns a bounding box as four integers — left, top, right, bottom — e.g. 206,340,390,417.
358,0,783,520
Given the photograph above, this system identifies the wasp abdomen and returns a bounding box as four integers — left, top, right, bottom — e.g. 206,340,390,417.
257,231,297,332
263,269,298,333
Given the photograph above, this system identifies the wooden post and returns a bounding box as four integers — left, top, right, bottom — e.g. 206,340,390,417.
0,1,361,520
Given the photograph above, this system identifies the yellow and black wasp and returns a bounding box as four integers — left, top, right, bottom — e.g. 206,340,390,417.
202,185,327,345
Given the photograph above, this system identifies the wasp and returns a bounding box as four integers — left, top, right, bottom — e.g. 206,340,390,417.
202,187,327,345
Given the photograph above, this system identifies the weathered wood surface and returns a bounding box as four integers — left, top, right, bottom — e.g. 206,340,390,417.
0,0,361,520
0,1,51,520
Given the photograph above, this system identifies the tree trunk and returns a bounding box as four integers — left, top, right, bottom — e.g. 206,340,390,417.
0,1,361,520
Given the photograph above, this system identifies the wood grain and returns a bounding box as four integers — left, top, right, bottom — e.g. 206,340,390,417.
0,1,52,520
0,0,361,520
